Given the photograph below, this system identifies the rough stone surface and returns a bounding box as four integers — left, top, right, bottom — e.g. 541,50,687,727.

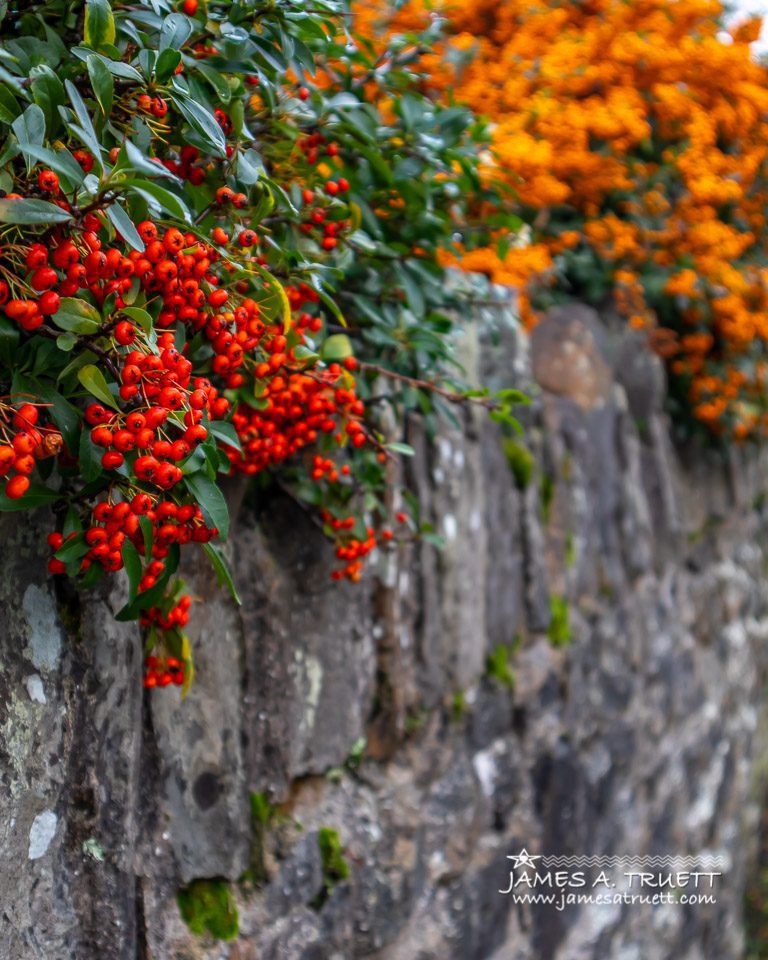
1,294,767,960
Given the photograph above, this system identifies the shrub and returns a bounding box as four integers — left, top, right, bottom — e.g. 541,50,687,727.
371,0,768,441
0,0,512,687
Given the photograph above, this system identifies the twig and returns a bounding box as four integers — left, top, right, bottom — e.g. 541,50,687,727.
358,361,498,410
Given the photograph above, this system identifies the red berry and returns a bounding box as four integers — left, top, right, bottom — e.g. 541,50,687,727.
114,321,136,345
37,291,60,315
101,450,124,469
5,475,29,499
37,170,59,192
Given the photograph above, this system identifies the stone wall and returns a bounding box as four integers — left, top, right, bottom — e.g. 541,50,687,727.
2,293,768,960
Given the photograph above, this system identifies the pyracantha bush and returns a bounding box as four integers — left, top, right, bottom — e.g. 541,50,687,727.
366,0,768,442
0,0,517,689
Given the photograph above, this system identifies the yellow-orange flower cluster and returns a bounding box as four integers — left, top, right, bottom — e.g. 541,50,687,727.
357,0,768,439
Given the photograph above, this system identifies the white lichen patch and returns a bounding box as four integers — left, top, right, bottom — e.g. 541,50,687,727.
28,809,57,859
473,747,498,798
25,674,46,704
22,584,62,674
295,650,323,733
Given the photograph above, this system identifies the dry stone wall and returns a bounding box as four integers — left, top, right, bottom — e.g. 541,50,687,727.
1,292,768,960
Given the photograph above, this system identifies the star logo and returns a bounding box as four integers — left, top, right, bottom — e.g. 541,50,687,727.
506,848,541,871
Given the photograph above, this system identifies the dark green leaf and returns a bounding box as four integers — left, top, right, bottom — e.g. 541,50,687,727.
122,539,142,600
0,198,73,224
79,428,103,482
210,420,242,452
170,92,227,158
155,48,181,82
87,54,114,116
106,202,145,252
185,472,230,539
126,178,190,222
0,481,61,511
159,13,193,51
0,83,20,124
203,542,241,604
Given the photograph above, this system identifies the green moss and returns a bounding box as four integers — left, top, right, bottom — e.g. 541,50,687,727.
318,827,349,885
451,689,466,722
565,532,576,569
502,439,535,490
540,473,555,523
486,643,515,690
177,879,239,941
405,706,430,735
548,595,571,647
250,790,275,828
346,735,366,770
311,827,350,909
241,792,277,888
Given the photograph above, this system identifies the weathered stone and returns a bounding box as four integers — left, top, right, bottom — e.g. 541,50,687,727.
0,295,767,960
531,304,613,410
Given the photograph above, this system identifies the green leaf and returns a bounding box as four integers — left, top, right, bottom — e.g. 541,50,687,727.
118,140,181,182
55,533,89,564
386,442,415,457
202,542,241,605
79,428,103,482
247,264,292,330
28,378,81,451
12,104,45,174
170,92,227,158
494,388,530,406
209,420,242,452
155,48,181,83
159,13,193,51
63,79,102,167
71,48,143,82
181,634,194,699
87,54,113,116
0,82,20,124
139,514,153,562
84,0,116,50
14,143,85,189
126,178,191,222
51,297,101,334
122,539,142,600
0,481,61,511
120,305,153,332
185,472,230,539
115,575,170,622
195,61,232,103
78,364,119,410
106,202,145,252
0,315,19,366
321,334,353,361
0,198,73,224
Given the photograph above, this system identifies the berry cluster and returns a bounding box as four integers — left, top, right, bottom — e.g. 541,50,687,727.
143,655,186,688
300,181,351,251
0,403,62,498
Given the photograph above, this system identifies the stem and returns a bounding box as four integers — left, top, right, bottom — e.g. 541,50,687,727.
358,361,498,410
